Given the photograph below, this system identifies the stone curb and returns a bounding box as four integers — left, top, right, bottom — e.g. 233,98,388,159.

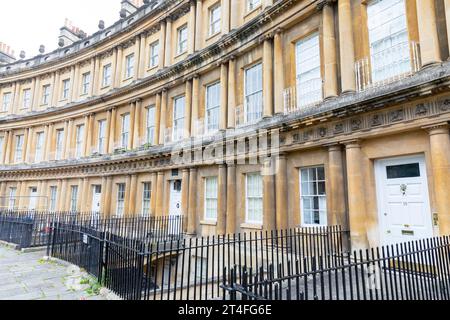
0,240,19,250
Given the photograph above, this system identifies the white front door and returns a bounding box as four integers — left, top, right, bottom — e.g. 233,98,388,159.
92,185,102,214
29,188,38,211
169,180,182,217
375,155,433,246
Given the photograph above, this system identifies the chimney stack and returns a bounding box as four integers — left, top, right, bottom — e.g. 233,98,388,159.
58,18,87,48
0,42,16,65
120,0,145,18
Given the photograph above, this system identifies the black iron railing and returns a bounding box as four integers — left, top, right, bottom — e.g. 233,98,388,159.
221,236,450,301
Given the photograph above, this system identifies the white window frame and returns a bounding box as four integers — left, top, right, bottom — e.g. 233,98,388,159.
173,96,185,142
367,0,410,83
209,4,221,36
204,176,218,221
149,41,159,68
146,106,156,145
75,125,84,158
177,25,188,55
35,132,44,162
247,0,261,12
295,32,323,108
49,186,57,212
125,54,135,79
0,136,4,162
61,79,70,100
205,82,221,133
245,172,263,225
116,183,126,217
42,85,51,105
55,129,64,160
299,166,328,227
15,135,24,163
8,187,17,210
70,185,78,212
2,92,11,112
142,182,152,217
244,63,263,124
22,89,31,109
98,120,106,154
81,72,91,95
102,64,112,87
121,113,130,149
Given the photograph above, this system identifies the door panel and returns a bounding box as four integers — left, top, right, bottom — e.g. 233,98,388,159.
376,155,433,245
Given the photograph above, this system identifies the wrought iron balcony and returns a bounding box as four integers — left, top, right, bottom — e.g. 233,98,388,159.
355,41,421,92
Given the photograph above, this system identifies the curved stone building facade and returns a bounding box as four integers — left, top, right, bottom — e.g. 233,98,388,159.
1,0,449,250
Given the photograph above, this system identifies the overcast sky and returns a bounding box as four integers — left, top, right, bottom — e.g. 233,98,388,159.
0,0,122,59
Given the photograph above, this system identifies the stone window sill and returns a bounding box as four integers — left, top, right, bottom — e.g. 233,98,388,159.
200,220,217,226
240,223,263,230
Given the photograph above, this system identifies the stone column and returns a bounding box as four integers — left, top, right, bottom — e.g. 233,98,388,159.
227,57,236,128
345,141,368,250
114,46,123,88
89,57,97,96
150,173,158,216
195,0,203,51
22,128,29,163
263,158,276,231
273,30,285,114
129,101,136,149
220,62,229,131
31,77,39,110
222,0,231,34
124,175,132,217
0,182,6,209
275,154,288,230
184,80,193,138
187,168,198,235
230,0,239,30
65,120,74,159
105,109,112,153
181,169,190,223
226,162,237,234
59,179,68,211
427,124,450,235
24,128,33,163
134,35,142,81
61,121,68,160
417,0,441,67
338,0,356,93
1,131,9,164
159,90,168,145
327,144,347,228
82,116,90,157
71,64,80,102
217,164,228,235
188,0,196,54
154,92,161,145
133,99,143,149
445,0,450,59
52,71,61,106
103,176,113,217
109,108,117,151
263,37,274,118
45,124,54,161
128,174,138,216
322,2,338,99
39,181,48,210
100,177,108,214
86,114,95,156
155,172,165,216
191,76,200,135
80,178,89,212
159,20,167,68
165,18,173,67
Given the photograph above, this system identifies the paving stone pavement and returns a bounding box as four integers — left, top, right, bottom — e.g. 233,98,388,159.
0,245,111,300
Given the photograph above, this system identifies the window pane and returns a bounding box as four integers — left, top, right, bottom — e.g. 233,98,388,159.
300,167,327,226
